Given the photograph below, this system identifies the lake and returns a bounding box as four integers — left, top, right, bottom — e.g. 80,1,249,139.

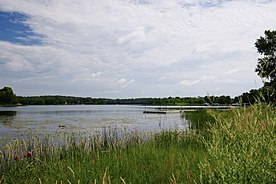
0,105,188,140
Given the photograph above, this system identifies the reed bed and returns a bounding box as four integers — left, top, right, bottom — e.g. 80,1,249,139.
0,127,205,183
181,109,216,131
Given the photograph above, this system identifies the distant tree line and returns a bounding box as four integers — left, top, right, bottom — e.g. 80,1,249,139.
233,83,275,104
15,95,235,106
0,86,272,106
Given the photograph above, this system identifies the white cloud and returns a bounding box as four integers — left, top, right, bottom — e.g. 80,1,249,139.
118,78,135,88
0,0,275,97
180,75,213,86
180,79,201,86
117,27,146,44
225,69,240,75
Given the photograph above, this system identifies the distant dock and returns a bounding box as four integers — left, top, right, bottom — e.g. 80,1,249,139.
143,110,183,114
143,106,235,114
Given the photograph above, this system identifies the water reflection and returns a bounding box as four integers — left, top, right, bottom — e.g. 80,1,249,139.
0,111,17,127
0,111,17,116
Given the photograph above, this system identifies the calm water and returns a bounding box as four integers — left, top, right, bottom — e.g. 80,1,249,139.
0,105,188,139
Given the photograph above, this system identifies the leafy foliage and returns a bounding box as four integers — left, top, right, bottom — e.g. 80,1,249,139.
0,87,17,105
255,30,276,84
254,30,276,103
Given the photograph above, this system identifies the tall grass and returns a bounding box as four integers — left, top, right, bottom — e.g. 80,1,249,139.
182,109,216,131
0,128,205,183
199,104,276,183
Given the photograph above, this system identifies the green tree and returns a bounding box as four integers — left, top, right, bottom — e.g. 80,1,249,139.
255,30,276,86
0,87,18,105
255,30,276,102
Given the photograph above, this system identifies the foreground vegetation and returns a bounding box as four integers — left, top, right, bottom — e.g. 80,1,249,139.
200,104,275,183
0,103,275,183
0,129,205,183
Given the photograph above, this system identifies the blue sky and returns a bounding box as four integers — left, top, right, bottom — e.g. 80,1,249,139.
0,0,276,98
0,12,42,45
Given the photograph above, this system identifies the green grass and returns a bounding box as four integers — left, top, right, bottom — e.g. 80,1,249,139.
0,104,275,183
199,104,276,183
0,130,206,183
182,109,216,131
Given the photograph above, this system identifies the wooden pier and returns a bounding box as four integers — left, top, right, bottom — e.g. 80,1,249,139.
143,106,235,114
143,110,183,114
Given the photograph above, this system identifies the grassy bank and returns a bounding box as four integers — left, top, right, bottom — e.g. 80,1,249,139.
0,130,205,183
0,104,275,183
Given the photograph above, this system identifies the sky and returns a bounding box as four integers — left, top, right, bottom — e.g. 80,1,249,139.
0,0,276,98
